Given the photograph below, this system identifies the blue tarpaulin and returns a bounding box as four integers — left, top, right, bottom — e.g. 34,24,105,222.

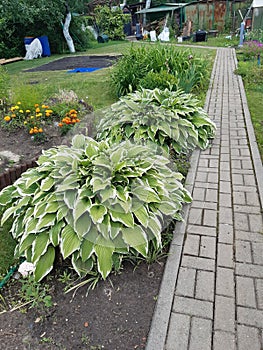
67,67,102,73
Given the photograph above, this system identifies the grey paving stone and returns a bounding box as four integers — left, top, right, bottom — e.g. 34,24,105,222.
187,225,217,237
209,159,219,168
203,209,217,227
188,208,203,225
192,187,205,201
237,325,261,350
195,270,214,302
249,214,263,233
220,170,231,181
242,159,253,169
219,206,233,225
214,295,235,332
234,205,261,214
191,201,217,210
252,242,263,265
218,223,233,244
233,185,257,193
234,213,249,231
220,181,231,193
255,279,263,309
200,236,216,259
237,306,263,327
207,172,219,183
205,188,218,202
175,267,196,298
216,267,235,297
231,159,242,169
195,181,218,189
213,331,236,350
188,317,212,350
246,192,260,206
219,193,232,207
233,191,246,205
235,240,252,263
165,313,190,350
236,262,263,278
181,256,215,272
236,276,257,308
244,174,256,186
232,173,244,185
184,234,200,256
235,230,263,243
217,243,234,268
172,296,213,319
195,172,208,183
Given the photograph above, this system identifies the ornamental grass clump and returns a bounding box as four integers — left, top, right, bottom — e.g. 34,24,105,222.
97,88,216,154
0,135,191,282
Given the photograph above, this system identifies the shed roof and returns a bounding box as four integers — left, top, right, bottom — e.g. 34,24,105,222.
136,4,186,13
252,0,263,7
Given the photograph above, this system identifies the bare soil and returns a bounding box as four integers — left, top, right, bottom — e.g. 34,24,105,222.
0,55,166,350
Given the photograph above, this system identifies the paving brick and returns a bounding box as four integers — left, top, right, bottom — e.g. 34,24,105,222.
233,185,257,193
203,209,217,227
207,172,219,183
242,159,253,169
234,213,249,231
217,243,234,268
191,201,217,210
192,187,205,201
195,270,214,302
252,242,263,264
235,230,263,243
218,224,233,244
188,208,203,225
240,148,251,157
195,182,218,189
172,296,213,319
184,234,200,256
187,225,217,237
219,207,233,225
243,174,256,186
255,279,263,309
231,159,241,169
209,159,219,168
220,181,231,193
232,173,244,185
237,325,261,350
216,267,235,297
175,267,196,297
188,317,212,350
234,205,261,214
213,331,236,350
195,172,208,183
219,193,232,207
249,214,263,233
166,313,190,350
237,306,263,327
199,159,209,167
205,189,218,202
200,236,216,259
220,162,230,172
233,191,246,205
246,192,260,206
236,276,257,308
214,295,235,332
236,263,263,278
181,256,215,272
235,240,252,263
220,170,231,181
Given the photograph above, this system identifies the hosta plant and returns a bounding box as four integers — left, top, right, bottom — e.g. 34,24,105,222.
0,135,191,282
97,88,216,154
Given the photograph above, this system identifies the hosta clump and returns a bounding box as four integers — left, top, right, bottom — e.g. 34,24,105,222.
97,88,216,154
0,135,191,282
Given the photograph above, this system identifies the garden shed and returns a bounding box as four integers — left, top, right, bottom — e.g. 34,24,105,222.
251,0,263,29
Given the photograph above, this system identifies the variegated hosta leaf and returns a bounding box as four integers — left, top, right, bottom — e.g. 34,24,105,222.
72,252,93,277
94,236,115,280
61,225,81,259
34,246,55,282
122,226,148,257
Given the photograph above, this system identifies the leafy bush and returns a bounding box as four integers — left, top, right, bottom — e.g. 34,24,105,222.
245,29,263,43
111,45,209,96
0,66,10,112
241,40,263,60
94,5,130,40
97,88,216,154
0,135,191,282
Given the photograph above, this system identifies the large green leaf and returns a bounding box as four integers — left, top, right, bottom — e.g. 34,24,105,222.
32,231,50,264
122,226,148,257
132,186,160,203
49,221,64,246
18,234,36,255
40,176,55,192
34,246,55,282
74,212,92,238
61,225,81,259
36,213,56,231
89,204,107,224
110,211,134,227
133,206,149,227
0,185,15,206
94,236,114,279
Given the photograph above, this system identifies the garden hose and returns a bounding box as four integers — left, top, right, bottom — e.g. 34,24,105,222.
0,257,25,289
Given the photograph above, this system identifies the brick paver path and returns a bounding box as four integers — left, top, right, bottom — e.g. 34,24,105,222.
146,48,263,349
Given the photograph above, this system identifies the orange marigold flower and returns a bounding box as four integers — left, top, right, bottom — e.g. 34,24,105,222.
69,109,77,114
58,123,63,127
76,118,80,122
4,116,11,122
35,107,40,113
11,114,16,118
38,128,43,133
29,129,34,134
34,104,39,107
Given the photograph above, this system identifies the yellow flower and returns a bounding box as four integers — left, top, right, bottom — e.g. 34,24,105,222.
36,113,42,117
17,101,21,105
19,109,23,113
10,106,16,112
30,116,34,119
26,109,31,113
29,129,34,134
24,121,27,125
14,105,19,110
4,116,11,122
11,114,16,118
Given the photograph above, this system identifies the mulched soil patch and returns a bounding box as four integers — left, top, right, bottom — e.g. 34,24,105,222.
0,261,164,350
25,55,119,72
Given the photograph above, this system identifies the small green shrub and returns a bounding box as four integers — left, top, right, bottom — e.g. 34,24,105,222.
111,44,209,96
0,135,191,282
0,66,10,113
97,88,216,154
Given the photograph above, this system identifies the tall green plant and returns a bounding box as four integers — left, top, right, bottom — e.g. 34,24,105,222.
0,135,191,282
97,88,216,154
111,44,209,96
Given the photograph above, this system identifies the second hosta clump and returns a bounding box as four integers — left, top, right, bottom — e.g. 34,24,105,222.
97,88,216,154
0,135,191,282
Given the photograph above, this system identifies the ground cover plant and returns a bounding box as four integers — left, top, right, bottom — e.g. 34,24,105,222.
97,88,216,154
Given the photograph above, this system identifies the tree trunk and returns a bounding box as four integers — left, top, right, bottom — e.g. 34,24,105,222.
63,12,75,53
